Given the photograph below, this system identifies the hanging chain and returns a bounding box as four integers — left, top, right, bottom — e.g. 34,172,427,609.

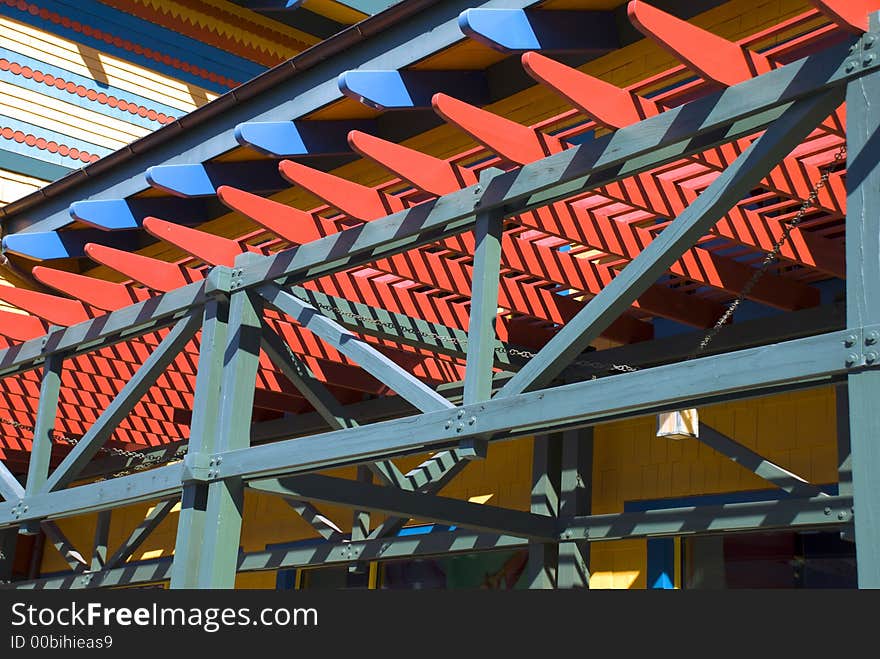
691,142,847,357
0,415,188,479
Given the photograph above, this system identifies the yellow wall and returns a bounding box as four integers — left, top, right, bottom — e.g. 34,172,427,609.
588,385,838,589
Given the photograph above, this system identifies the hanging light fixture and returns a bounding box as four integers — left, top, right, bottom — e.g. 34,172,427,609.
656,409,699,440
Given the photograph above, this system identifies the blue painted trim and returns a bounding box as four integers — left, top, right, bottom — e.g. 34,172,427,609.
458,8,618,53
337,69,488,110
146,164,215,197
0,114,112,158
334,0,400,14
234,119,374,156
8,0,265,82
49,0,265,79
69,199,138,230
1,228,141,260
0,148,72,182
145,160,290,196
647,538,675,589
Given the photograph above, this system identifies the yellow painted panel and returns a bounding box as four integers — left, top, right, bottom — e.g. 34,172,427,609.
303,0,367,25
0,81,150,148
0,17,215,112
588,540,646,589
235,571,277,589
304,97,382,121
0,168,47,206
409,39,507,71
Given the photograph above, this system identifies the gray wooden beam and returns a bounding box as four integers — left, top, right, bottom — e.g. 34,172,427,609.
248,474,558,541
0,462,23,503
24,355,62,497
463,175,504,406
258,283,453,413
557,428,592,589
105,498,177,570
260,317,414,491
525,435,560,589
41,521,87,573
697,423,826,498
90,510,111,572
170,298,228,589
194,289,263,588
561,495,852,540
284,499,344,542
200,327,858,488
845,19,880,587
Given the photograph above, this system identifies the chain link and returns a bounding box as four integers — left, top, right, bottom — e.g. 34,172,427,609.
314,302,468,348
692,143,847,357
0,416,187,479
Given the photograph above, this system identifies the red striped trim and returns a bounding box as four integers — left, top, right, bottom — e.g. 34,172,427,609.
2,0,241,88
0,57,176,124
0,125,99,163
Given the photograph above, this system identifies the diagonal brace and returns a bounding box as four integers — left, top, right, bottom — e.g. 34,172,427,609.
42,312,202,493
284,499,345,542
249,474,557,541
258,282,453,413
259,319,409,488
697,423,826,498
0,462,23,502
41,521,88,573
497,90,843,398
105,498,177,570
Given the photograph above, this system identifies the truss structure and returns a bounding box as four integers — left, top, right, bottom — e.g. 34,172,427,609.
0,0,877,589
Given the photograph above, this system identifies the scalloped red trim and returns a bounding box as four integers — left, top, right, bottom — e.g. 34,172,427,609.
1,125,100,163
0,57,177,124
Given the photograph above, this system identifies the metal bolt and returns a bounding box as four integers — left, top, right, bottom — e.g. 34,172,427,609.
867,351,878,364
846,353,859,366
866,34,876,48
457,410,464,419
444,420,452,429
867,331,879,345
456,423,464,433
865,53,875,65
22,506,27,512
209,458,215,466
473,186,481,195
468,416,476,425
207,470,214,478
824,507,832,516
847,60,857,72
838,511,847,520
845,333,858,347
